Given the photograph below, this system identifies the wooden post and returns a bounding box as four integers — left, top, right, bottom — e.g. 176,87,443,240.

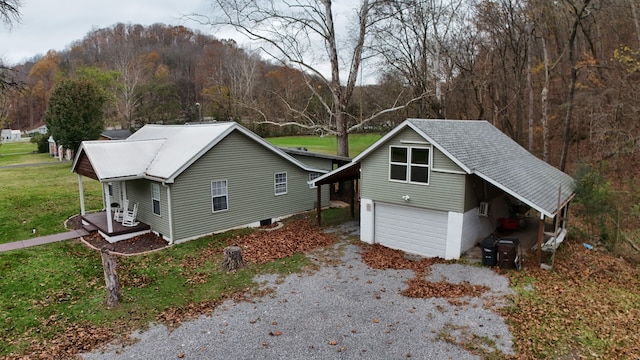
316,184,322,227
349,180,355,219
223,246,244,271
537,213,545,267
101,246,121,307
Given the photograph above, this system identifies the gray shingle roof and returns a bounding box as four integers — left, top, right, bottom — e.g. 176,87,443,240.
405,119,575,217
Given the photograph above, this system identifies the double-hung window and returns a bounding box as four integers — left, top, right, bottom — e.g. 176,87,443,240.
211,180,228,212
274,172,287,195
151,183,161,216
389,146,430,184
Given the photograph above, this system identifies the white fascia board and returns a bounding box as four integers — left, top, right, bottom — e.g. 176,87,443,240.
309,161,359,186
162,125,236,183
350,120,414,163
70,144,85,171
100,174,144,183
162,123,327,183
473,170,553,218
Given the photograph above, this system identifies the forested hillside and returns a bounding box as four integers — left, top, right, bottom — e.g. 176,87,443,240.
2,2,640,255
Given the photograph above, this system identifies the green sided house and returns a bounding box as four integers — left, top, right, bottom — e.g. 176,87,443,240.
312,119,575,260
72,122,330,244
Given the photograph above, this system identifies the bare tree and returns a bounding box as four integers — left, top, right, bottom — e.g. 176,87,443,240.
194,0,422,157
0,0,19,27
1,0,21,92
559,0,595,171
370,0,467,119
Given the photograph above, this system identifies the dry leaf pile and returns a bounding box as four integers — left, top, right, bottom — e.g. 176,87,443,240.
231,218,336,264
503,241,640,359
12,322,125,360
361,244,488,302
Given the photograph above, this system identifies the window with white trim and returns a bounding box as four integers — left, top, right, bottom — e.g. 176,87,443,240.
211,180,228,212
151,183,161,216
389,146,431,184
274,172,287,195
309,172,321,188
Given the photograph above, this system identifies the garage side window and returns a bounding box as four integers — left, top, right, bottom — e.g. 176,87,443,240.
389,146,430,184
211,180,228,212
151,183,161,216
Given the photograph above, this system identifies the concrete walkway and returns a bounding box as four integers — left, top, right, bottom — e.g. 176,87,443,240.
0,229,89,253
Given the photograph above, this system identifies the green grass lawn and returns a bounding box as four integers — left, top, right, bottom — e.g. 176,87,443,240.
0,162,103,243
0,225,318,357
0,141,36,155
266,133,381,156
0,142,59,166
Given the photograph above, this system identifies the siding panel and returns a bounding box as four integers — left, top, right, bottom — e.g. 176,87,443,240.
361,128,466,212
170,131,329,241
124,179,171,237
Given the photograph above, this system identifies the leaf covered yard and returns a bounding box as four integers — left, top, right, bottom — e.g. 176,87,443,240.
2,209,640,359
503,242,640,359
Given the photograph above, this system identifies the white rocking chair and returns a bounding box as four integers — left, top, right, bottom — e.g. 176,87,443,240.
122,203,139,227
113,199,129,222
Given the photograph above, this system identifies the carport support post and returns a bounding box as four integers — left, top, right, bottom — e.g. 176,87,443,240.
316,184,322,227
349,180,355,218
537,212,545,266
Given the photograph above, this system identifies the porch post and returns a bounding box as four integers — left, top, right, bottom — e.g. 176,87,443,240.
103,183,113,233
77,174,86,216
317,184,322,227
537,212,545,267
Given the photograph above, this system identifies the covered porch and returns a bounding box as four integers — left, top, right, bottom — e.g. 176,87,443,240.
81,211,151,243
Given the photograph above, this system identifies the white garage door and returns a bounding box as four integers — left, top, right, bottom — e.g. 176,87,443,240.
374,202,448,258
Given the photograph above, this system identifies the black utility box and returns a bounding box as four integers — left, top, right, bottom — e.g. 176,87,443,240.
497,238,520,269
481,236,498,267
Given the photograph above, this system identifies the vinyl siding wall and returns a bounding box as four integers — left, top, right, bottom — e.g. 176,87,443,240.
170,131,328,241
287,154,335,171
360,128,466,213
125,179,171,237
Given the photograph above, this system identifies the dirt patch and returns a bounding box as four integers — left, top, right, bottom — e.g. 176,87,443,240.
66,214,169,255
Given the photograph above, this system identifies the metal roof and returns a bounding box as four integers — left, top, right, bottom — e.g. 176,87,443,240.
73,122,326,183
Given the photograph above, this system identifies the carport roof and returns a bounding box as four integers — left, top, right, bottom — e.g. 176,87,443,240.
313,119,575,218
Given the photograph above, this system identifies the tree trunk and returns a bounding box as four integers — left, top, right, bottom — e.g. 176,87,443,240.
560,0,591,171
527,22,534,151
222,246,244,271
335,111,349,157
541,36,550,163
101,246,122,307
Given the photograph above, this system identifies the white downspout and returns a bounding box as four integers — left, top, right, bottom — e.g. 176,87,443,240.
164,183,174,244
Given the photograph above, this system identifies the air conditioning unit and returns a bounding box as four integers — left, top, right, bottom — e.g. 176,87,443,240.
477,202,489,216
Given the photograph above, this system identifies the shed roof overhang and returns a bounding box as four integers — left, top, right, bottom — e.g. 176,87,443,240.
312,161,360,186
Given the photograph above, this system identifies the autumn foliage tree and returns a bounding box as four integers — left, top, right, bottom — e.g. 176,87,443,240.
45,78,106,152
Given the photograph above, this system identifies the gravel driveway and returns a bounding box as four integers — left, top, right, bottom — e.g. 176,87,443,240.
82,234,514,359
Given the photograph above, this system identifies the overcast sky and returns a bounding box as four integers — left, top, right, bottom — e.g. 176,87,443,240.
0,0,217,65
0,1,376,83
